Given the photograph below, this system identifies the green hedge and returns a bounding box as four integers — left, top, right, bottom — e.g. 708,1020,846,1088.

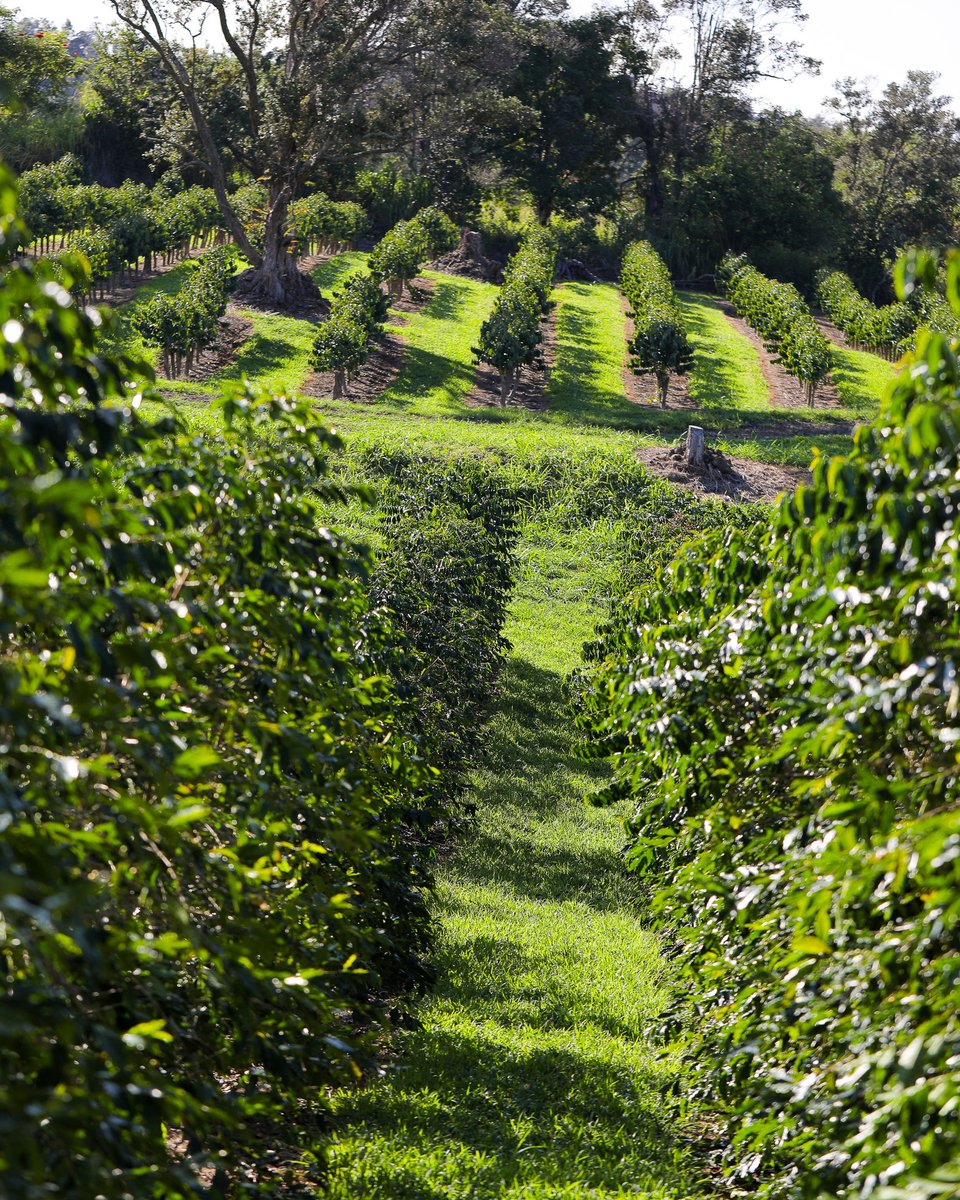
720,252,832,404
575,247,960,1200
620,241,693,407
473,226,557,405
0,163,517,1198
816,269,916,359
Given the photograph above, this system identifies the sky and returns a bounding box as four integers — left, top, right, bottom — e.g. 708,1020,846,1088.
25,0,960,118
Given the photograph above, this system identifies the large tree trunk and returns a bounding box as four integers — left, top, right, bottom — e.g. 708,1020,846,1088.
233,182,323,310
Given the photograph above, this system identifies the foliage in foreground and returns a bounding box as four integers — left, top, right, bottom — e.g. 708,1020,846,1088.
0,167,517,1198
621,240,693,406
576,249,960,1199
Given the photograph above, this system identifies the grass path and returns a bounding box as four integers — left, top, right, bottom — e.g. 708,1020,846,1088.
679,292,768,413
324,580,692,1199
828,343,897,415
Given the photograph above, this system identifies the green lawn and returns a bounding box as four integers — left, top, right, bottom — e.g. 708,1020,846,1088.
324,554,695,1199
679,291,769,413
828,343,897,415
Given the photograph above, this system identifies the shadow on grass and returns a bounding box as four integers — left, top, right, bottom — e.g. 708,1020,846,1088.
422,275,470,322
679,293,760,411
381,343,475,407
213,329,306,384
829,348,890,416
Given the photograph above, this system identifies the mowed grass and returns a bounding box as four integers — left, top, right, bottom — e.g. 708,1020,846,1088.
325,564,694,1199
829,343,897,415
679,292,768,412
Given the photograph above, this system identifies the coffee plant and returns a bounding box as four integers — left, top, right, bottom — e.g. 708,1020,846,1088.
577,246,960,1200
816,269,917,359
0,165,520,1197
720,252,832,404
473,226,557,405
621,241,693,407
132,245,236,377
311,270,389,397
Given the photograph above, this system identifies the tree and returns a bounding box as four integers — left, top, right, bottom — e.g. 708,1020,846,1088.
0,6,82,170
498,14,635,223
616,0,819,222
827,71,960,296
110,0,418,306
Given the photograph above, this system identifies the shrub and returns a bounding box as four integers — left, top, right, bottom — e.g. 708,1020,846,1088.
576,246,960,1200
621,241,693,406
473,227,557,405
721,251,832,404
411,205,458,258
0,161,518,1198
368,216,430,297
817,268,917,358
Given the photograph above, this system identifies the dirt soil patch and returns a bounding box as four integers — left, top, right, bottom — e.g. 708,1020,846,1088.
620,295,694,409
638,438,810,504
389,276,436,317
465,307,558,412
183,310,254,381
813,312,849,349
302,330,406,403
716,298,843,411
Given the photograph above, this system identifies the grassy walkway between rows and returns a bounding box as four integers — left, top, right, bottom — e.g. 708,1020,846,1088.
324,578,693,1198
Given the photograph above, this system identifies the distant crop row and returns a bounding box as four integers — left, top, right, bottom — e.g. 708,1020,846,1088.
720,252,832,404
621,241,693,406
311,206,457,396
131,246,236,378
816,269,916,358
473,226,557,405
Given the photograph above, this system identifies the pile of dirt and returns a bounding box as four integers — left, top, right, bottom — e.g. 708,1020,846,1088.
430,230,502,283
637,438,810,503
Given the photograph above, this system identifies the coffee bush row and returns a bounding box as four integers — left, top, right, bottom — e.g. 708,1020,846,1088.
720,251,832,404
131,245,237,378
620,241,693,407
575,247,960,1200
816,268,916,358
473,226,557,405
0,165,518,1198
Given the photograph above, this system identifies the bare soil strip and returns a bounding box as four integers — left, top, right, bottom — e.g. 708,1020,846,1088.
620,294,694,409
716,298,843,411
465,306,558,412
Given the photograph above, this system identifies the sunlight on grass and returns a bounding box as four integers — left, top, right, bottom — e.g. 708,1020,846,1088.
324,558,694,1199
829,344,897,416
679,292,769,411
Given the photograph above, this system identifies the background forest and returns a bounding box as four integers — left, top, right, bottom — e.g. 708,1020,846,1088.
3,0,959,299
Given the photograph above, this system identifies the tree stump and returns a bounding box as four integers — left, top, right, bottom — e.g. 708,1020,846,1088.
686,425,705,468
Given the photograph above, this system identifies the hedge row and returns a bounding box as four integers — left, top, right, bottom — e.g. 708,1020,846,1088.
368,205,458,297
719,252,832,404
131,246,237,378
575,248,960,1200
473,226,557,406
0,163,517,1198
621,241,693,407
816,269,916,358
312,271,390,397
20,158,224,274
